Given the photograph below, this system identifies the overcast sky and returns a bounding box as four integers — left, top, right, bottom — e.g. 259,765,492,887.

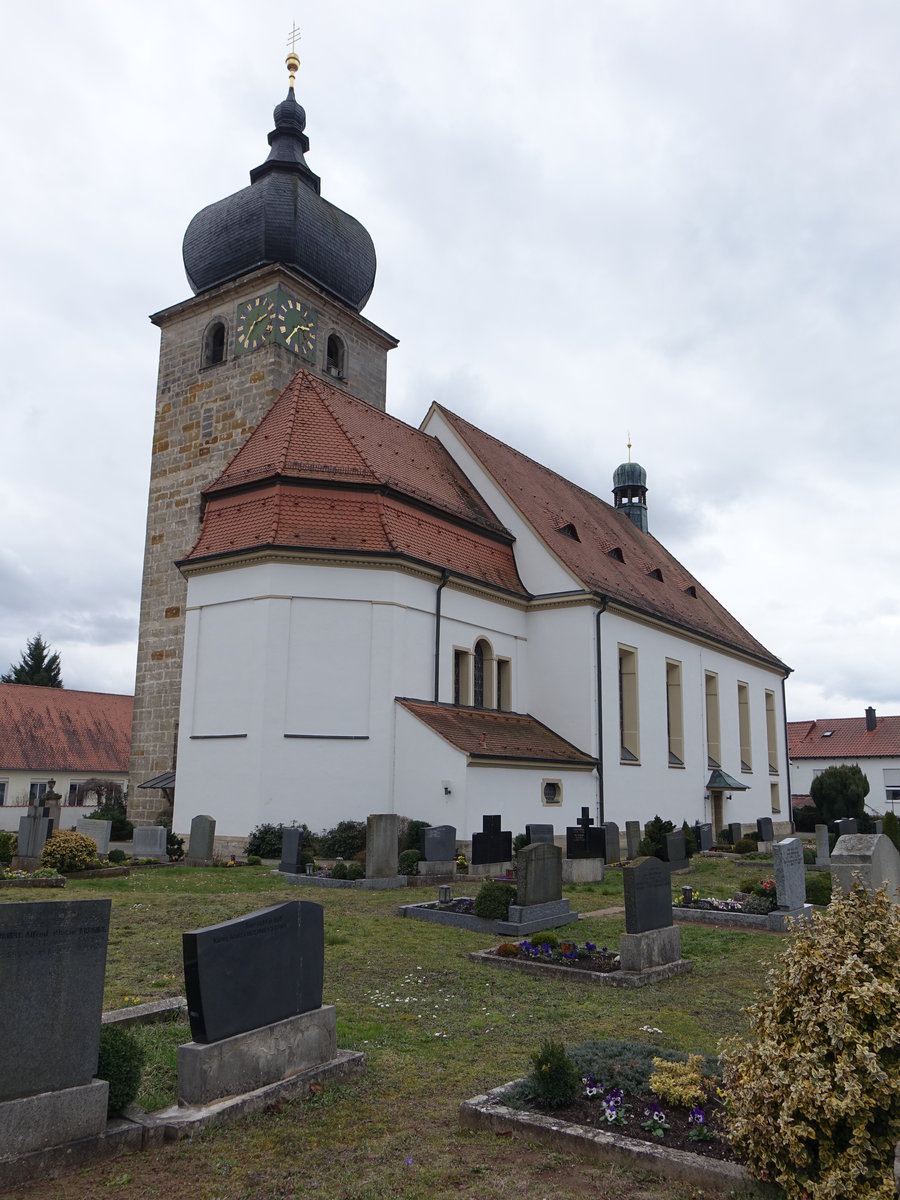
1,2,897,720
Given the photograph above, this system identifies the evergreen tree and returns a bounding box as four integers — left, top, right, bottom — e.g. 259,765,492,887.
810,763,868,822
1,634,63,687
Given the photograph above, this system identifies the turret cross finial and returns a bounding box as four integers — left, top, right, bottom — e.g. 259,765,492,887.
285,23,301,90
286,23,301,53
627,431,632,463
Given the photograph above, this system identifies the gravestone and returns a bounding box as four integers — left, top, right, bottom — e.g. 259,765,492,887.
0,899,111,1157
773,838,806,911
875,819,884,835
625,820,641,858
831,833,900,903
662,829,688,873
517,843,563,907
756,816,774,844
566,807,604,859
815,823,830,866
694,822,714,852
835,817,858,837
366,813,400,879
183,900,324,1043
279,826,305,874
16,808,55,869
619,857,686,976
471,815,512,866
601,821,621,864
76,817,111,858
726,822,743,846
524,823,555,846
422,825,456,861
133,824,168,862
186,814,216,866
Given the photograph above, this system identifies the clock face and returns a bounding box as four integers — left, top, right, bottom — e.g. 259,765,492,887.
277,296,318,361
235,294,276,354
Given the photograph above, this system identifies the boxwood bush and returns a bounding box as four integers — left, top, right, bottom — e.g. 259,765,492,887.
40,830,97,873
472,879,516,919
96,1025,146,1116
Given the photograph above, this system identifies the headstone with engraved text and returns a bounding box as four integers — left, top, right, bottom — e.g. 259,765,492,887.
186,814,216,866
694,822,714,852
566,807,604,859
133,825,168,862
756,816,774,844
773,838,806,911
76,817,111,858
662,829,689,872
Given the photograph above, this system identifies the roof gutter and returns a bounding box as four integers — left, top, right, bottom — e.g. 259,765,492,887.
434,570,451,702
595,596,609,824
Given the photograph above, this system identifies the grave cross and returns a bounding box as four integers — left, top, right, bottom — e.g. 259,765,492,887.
576,808,595,833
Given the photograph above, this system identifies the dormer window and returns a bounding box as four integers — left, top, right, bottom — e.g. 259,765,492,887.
648,568,664,582
607,547,625,563
683,585,697,598
202,320,226,367
326,333,346,379
557,522,580,541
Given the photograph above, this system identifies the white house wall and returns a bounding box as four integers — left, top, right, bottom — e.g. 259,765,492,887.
790,756,900,814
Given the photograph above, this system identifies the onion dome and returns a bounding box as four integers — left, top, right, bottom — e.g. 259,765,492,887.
612,442,648,533
612,461,647,490
182,57,376,311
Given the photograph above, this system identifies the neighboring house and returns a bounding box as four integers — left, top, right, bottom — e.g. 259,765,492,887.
0,684,132,832
788,708,900,814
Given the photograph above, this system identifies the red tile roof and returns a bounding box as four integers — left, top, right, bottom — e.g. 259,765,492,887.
396,699,596,766
787,716,900,759
430,405,786,670
0,685,133,773
185,373,527,595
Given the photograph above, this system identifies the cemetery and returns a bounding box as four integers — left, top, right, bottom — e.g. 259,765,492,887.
2,817,900,1199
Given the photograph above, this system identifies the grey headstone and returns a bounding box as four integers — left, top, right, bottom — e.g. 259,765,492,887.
831,834,900,903
727,822,743,846
183,899,324,1044
694,822,713,852
76,817,111,858
756,817,774,843
835,818,858,837
471,815,512,865
422,824,456,861
773,838,806,911
186,814,216,866
623,856,673,934
517,843,563,907
0,899,111,1101
366,813,400,878
279,827,304,873
16,812,52,861
815,823,831,866
524,823,555,846
601,821,621,863
133,825,168,862
566,807,603,859
662,830,688,872
625,821,642,858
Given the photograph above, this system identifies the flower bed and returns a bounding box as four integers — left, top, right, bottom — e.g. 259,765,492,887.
493,938,620,974
0,873,66,889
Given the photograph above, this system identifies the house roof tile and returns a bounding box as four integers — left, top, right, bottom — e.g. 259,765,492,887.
787,716,900,759
396,699,596,766
0,685,133,773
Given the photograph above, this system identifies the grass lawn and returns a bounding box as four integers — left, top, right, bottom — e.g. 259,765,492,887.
2,857,779,1200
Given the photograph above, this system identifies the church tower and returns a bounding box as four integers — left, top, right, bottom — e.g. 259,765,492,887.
128,49,397,821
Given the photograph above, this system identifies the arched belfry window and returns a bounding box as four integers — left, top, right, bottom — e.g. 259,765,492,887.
326,333,346,378
202,320,226,367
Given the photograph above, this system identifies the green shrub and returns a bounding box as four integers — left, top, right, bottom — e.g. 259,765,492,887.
810,764,869,822
320,820,367,859
472,879,516,920
567,1040,718,1096
345,862,364,880
246,822,284,858
740,877,777,900
805,871,832,907
96,1025,146,1117
531,931,558,949
40,830,97,873
330,860,349,879
734,837,757,855
526,1040,580,1109
649,1054,705,1106
802,846,816,865
86,804,133,842
742,894,777,915
108,848,127,864
512,832,528,858
721,884,900,1199
884,811,900,854
681,820,697,858
638,814,675,858
246,854,262,866
398,849,420,875
398,818,430,855
793,804,820,833
0,830,13,863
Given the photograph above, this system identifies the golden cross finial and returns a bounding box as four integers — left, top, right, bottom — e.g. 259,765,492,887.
285,23,301,89
627,431,632,463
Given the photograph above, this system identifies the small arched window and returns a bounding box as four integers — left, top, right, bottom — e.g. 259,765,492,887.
202,320,226,367
326,333,346,378
473,638,493,708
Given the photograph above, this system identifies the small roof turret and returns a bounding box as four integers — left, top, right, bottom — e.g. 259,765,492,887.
612,437,648,533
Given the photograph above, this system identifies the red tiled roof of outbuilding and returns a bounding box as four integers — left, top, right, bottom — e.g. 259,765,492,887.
396,699,596,766
787,715,900,759
0,684,133,772
430,405,787,670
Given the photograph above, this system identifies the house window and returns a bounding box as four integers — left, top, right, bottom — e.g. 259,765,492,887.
326,333,346,378
0,781,6,806
618,645,640,763
473,639,494,708
705,672,721,768
770,782,781,813
67,782,79,806
666,659,684,767
202,320,226,367
542,779,562,806
737,682,752,772
29,781,48,802
765,690,779,775
496,658,511,712
884,769,900,811
453,649,472,706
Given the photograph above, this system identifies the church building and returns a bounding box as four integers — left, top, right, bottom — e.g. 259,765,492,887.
130,51,791,848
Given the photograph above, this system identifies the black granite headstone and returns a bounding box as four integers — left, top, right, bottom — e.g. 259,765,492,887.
662,830,688,872
835,817,858,837
183,900,323,1044
525,823,555,846
623,857,673,934
756,817,774,843
727,822,743,846
470,815,512,865
566,807,604,859
279,827,304,873
422,824,456,861
693,822,713,851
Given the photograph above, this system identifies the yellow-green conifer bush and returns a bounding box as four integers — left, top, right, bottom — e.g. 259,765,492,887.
720,884,900,1199
40,830,97,873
